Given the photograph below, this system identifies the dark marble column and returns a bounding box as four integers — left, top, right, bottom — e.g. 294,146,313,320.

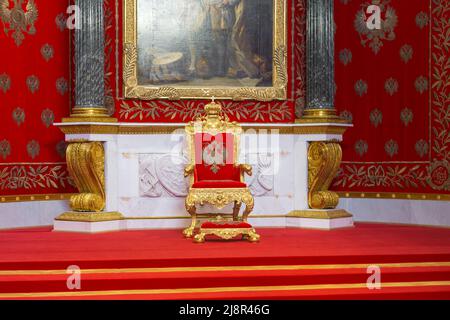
69,0,112,120
304,0,338,120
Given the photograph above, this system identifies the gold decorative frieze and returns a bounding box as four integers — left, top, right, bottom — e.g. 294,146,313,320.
59,125,119,135
0,193,74,203
56,124,351,136
338,192,450,202
308,142,342,209
66,141,106,212
56,212,123,222
288,210,352,220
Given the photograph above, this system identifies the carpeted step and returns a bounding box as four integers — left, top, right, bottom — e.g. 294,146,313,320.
2,283,450,300
1,265,450,296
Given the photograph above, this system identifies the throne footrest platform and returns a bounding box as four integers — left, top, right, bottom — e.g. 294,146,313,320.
193,220,260,243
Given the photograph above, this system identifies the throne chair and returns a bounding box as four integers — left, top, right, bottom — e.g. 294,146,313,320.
183,101,260,243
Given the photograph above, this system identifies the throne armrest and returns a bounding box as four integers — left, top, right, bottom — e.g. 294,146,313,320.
184,164,195,177
236,163,253,177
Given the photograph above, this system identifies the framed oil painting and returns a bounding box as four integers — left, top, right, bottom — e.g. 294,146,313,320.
123,0,287,101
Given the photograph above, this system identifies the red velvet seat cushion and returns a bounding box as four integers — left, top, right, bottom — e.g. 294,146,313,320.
201,221,253,229
192,180,246,188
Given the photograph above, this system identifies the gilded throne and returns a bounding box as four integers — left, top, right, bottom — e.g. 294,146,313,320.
183,101,259,243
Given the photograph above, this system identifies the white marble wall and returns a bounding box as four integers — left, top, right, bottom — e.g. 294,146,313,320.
115,131,293,218
59,125,346,228
0,200,70,230
339,198,450,227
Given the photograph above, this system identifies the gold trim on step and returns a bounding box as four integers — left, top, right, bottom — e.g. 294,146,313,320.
0,262,449,276
0,281,449,299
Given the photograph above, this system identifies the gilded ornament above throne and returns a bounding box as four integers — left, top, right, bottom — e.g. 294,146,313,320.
183,100,259,243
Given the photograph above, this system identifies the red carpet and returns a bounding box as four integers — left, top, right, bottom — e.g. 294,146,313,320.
0,223,450,299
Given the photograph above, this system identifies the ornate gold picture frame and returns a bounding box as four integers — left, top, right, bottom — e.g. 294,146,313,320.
123,0,287,101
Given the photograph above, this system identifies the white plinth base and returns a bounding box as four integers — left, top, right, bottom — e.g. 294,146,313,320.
53,216,289,233
53,219,126,233
53,214,352,233
286,216,354,230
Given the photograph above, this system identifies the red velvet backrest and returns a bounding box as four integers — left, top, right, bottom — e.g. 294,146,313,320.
194,133,241,182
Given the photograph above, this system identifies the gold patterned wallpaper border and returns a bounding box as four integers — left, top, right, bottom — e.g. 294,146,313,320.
0,193,75,203
337,192,449,202
2,192,447,204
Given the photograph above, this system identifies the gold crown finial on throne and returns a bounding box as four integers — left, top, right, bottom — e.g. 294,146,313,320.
202,99,227,130
204,99,222,117
190,98,234,133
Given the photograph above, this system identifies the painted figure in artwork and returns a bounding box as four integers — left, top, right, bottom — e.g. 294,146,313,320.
186,0,259,79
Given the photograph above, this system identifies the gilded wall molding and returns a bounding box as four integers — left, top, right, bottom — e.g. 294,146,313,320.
338,192,450,202
56,123,350,135
56,212,123,222
0,193,75,203
288,210,352,219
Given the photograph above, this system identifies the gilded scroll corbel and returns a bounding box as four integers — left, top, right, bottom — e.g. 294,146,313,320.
66,141,106,212
308,141,342,209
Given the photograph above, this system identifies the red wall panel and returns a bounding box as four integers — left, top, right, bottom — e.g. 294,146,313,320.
332,0,449,194
0,0,76,195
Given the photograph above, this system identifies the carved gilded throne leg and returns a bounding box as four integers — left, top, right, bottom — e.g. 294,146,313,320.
247,228,260,242
241,190,255,222
232,201,242,221
193,232,206,243
308,142,342,209
183,196,197,238
241,190,259,241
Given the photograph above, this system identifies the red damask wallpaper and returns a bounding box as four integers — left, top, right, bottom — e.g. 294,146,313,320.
0,0,76,196
0,0,447,198
332,0,449,194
